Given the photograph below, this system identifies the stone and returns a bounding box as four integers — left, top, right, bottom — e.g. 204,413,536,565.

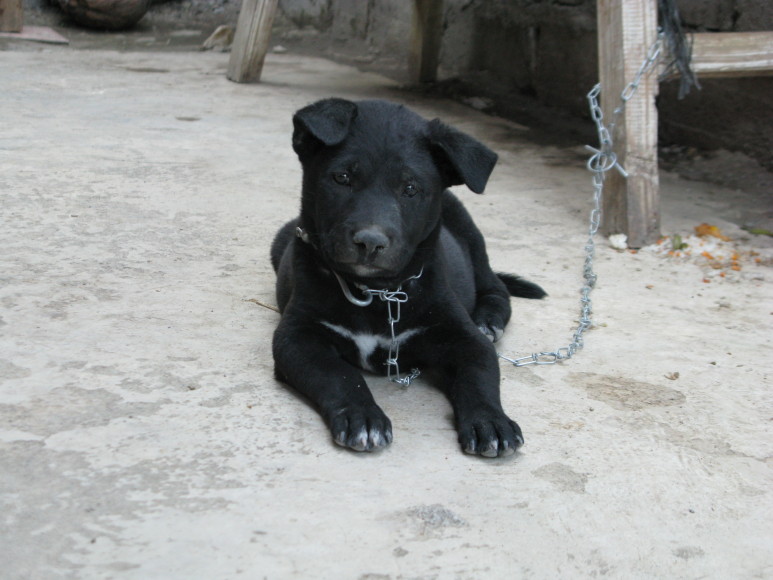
57,0,151,31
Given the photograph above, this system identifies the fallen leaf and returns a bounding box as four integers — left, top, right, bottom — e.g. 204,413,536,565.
695,223,730,241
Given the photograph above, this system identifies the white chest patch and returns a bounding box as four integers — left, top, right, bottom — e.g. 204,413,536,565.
320,321,425,372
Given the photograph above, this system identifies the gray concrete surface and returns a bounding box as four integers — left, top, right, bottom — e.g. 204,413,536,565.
1,47,772,579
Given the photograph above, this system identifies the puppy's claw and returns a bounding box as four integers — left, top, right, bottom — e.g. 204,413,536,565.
480,441,499,458
351,427,369,451
498,443,516,457
477,325,504,343
369,426,393,448
334,431,348,447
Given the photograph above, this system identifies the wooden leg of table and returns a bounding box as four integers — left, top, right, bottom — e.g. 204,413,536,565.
0,0,23,33
227,0,279,83
597,0,660,248
409,0,444,84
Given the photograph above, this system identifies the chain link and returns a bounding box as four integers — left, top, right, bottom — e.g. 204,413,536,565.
367,288,421,386
500,32,664,368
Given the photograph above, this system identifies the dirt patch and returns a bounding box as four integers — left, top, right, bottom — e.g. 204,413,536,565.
569,372,686,411
532,462,589,493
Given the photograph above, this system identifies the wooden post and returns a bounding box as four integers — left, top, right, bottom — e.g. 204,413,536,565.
0,0,23,33
227,0,278,83
597,0,660,248
409,0,444,84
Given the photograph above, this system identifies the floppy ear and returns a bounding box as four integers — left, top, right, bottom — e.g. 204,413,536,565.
292,98,358,158
428,119,498,193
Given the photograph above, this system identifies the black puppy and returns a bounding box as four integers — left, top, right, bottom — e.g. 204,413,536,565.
270,98,545,458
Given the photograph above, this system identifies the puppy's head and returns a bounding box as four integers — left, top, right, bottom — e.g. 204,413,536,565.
292,98,497,280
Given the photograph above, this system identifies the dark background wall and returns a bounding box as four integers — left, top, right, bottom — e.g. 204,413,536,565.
279,0,773,171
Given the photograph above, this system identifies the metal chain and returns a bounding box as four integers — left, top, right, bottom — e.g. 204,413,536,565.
367,288,421,386
333,269,423,386
500,32,664,368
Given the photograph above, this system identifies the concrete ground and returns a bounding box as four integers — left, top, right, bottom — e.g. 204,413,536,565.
1,45,772,579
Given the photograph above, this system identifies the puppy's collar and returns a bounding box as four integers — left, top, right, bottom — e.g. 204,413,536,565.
295,226,313,245
333,267,423,308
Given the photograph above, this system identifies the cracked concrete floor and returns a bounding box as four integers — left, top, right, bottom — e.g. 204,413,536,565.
1,46,772,579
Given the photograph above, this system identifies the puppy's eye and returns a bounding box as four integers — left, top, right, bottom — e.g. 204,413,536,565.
403,183,419,198
333,172,351,186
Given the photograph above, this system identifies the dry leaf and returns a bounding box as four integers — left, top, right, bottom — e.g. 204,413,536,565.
695,223,730,241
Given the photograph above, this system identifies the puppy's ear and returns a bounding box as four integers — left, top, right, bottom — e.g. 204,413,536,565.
292,98,358,158
428,119,498,193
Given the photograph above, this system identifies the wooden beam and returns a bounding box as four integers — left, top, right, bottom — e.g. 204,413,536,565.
688,31,773,78
0,0,23,33
597,0,660,248
0,25,69,44
227,0,278,83
409,0,444,84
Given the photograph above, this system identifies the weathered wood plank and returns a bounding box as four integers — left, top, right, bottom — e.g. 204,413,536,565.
597,0,660,248
227,0,278,84
0,25,69,44
409,0,444,84
0,0,23,33
688,31,773,78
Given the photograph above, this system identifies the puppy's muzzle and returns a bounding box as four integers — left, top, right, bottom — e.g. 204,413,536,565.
352,226,390,260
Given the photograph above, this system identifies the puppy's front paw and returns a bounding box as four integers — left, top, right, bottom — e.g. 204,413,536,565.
457,409,523,458
330,403,393,452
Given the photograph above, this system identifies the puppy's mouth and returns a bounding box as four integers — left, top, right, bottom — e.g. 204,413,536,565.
323,236,407,279
333,261,394,279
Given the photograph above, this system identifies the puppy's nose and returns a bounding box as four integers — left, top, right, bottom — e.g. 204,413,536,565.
352,227,389,255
